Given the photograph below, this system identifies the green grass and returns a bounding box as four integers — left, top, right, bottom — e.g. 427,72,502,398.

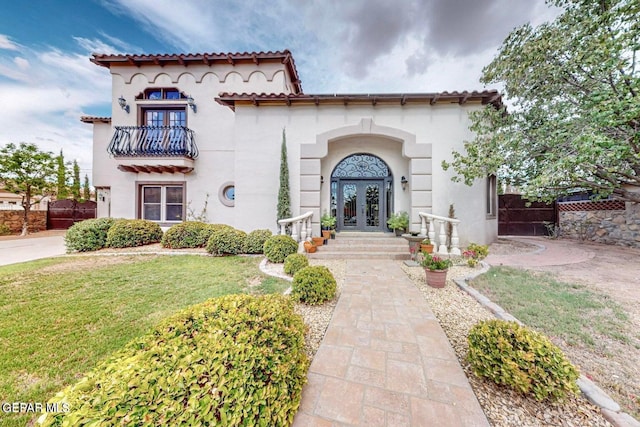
470,267,631,347
0,255,290,427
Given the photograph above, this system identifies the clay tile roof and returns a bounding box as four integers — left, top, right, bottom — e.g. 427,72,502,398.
80,116,111,124
90,50,302,94
215,90,502,111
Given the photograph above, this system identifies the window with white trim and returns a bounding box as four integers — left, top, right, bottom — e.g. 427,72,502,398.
141,185,184,222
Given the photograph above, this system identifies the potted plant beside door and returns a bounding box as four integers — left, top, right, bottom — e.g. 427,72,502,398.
421,253,453,288
320,211,337,243
387,211,409,236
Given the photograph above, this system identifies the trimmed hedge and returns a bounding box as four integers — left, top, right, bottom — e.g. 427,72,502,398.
467,320,580,402
39,294,309,427
283,253,309,276
206,227,247,255
105,219,163,248
291,265,337,305
64,217,118,252
244,229,273,254
263,235,298,263
161,221,212,248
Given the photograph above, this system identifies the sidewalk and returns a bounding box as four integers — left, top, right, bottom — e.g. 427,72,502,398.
0,230,66,266
293,259,488,426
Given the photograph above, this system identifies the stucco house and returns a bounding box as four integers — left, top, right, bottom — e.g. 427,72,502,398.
81,49,501,248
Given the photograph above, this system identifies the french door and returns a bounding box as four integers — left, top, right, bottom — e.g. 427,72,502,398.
339,180,384,231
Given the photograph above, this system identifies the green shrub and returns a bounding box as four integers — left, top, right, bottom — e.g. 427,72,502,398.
466,243,489,260
284,253,309,276
206,227,247,255
467,319,580,401
263,235,298,263
291,265,337,305
208,223,234,233
39,294,309,427
105,219,163,248
244,229,273,254
0,223,10,236
64,217,118,252
161,221,212,248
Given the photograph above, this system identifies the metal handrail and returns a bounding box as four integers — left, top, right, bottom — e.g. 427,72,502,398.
107,126,199,159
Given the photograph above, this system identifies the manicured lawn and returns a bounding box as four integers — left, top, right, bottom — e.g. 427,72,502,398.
0,255,289,427
470,266,631,347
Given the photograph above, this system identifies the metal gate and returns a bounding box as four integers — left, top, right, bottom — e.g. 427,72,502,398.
498,194,557,236
47,200,97,229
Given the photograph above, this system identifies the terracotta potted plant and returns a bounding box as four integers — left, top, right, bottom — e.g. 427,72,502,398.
421,253,453,288
420,238,434,254
303,240,317,253
312,236,324,247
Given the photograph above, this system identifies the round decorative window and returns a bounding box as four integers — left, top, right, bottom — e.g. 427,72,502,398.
218,182,235,207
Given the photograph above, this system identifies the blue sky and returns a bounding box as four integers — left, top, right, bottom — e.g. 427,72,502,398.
0,0,560,180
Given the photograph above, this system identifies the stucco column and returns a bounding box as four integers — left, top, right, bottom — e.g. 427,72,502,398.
299,157,322,236
404,143,432,232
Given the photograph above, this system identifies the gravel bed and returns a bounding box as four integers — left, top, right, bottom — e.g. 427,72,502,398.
401,263,612,427
262,258,346,359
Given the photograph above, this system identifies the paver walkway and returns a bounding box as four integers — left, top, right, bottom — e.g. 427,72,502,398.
293,259,488,427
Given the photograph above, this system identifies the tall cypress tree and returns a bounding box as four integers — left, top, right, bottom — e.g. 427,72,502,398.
56,150,68,199
83,174,90,201
72,160,81,200
277,128,291,221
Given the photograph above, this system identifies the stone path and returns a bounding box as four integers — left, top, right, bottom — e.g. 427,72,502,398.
293,259,488,426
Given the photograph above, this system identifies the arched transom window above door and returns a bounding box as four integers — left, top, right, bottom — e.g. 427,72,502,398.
332,153,390,178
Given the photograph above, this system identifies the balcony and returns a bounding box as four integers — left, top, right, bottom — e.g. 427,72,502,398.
108,126,198,174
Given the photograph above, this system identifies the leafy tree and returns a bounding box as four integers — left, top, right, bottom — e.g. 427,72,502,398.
444,0,640,203
277,128,291,221
83,174,90,201
72,160,81,200
0,143,56,235
56,150,68,199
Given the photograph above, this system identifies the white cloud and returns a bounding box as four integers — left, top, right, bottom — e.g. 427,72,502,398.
0,37,114,177
0,34,19,50
13,57,29,70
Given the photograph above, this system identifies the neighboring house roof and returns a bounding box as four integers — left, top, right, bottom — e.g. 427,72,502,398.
80,116,111,124
90,50,302,94
215,91,503,111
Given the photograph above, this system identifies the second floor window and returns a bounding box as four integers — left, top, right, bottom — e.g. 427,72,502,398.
145,109,185,127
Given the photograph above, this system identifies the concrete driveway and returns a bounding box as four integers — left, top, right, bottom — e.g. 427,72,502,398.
0,230,66,266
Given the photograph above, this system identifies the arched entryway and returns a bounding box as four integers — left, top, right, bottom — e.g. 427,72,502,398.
331,153,393,232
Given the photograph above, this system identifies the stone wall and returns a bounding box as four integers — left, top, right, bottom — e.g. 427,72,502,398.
558,200,640,248
0,209,47,234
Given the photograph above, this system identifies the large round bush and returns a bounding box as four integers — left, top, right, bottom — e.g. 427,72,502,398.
244,229,273,254
106,219,163,248
263,235,298,263
291,265,337,305
467,320,580,401
161,221,212,248
64,217,118,252
206,227,247,255
39,294,309,427
284,253,309,276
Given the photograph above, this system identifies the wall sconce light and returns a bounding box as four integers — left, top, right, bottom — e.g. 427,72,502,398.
320,175,324,184
401,176,408,191
117,95,129,113
187,95,197,113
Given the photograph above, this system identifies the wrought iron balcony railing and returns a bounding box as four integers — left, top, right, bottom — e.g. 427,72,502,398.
107,126,198,159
